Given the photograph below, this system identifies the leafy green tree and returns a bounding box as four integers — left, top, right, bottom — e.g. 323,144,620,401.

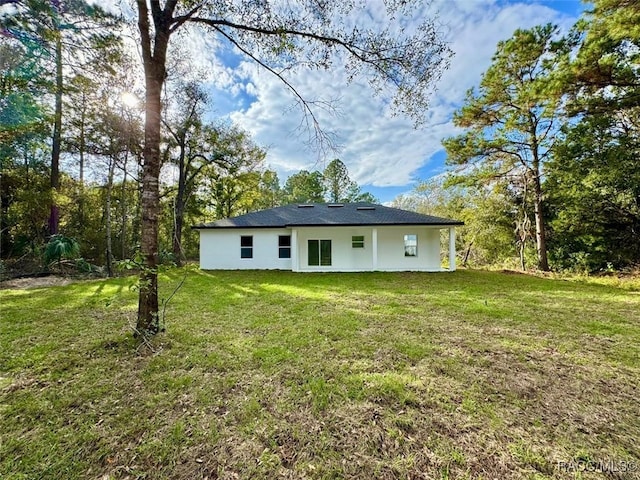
566,0,640,116
0,41,48,160
162,81,208,265
256,170,283,209
283,170,325,204
2,4,141,275
161,81,268,262
323,159,358,203
443,24,571,271
356,192,377,203
197,126,267,219
63,179,107,263
2,0,120,235
62,55,142,274
1,157,50,258
322,159,376,203
547,110,640,271
0,41,50,257
208,171,262,218
64,75,94,187
544,0,640,271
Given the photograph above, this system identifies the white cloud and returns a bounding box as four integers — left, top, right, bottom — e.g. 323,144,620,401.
209,0,579,195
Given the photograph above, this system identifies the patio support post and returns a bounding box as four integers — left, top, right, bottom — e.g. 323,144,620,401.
372,227,378,270
291,229,299,272
449,227,456,272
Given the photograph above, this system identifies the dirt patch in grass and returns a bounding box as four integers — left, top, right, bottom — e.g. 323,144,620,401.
0,275,78,289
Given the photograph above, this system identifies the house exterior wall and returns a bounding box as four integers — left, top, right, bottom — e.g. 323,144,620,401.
376,226,441,271
290,225,442,272
197,225,447,271
198,228,292,270
294,226,375,272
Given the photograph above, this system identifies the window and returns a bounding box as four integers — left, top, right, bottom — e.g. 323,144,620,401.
308,239,332,266
240,235,253,258
279,235,291,258
352,235,365,248
404,234,417,257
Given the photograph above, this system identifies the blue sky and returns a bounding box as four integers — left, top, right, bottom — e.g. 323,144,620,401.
195,0,586,203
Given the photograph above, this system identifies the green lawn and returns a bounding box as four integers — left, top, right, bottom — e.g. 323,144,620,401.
1,269,639,480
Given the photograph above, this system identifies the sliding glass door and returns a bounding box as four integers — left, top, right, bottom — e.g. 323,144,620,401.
308,239,332,266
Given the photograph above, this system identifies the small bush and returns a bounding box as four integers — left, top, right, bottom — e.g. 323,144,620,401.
159,250,176,265
44,235,80,267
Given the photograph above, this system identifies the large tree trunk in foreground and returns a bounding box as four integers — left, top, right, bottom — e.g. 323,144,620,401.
136,71,163,336
135,0,171,337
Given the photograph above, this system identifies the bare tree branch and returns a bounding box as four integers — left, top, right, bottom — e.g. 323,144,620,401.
210,25,337,151
169,4,204,34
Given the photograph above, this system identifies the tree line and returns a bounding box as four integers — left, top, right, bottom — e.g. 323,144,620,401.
396,1,639,273
1,64,374,273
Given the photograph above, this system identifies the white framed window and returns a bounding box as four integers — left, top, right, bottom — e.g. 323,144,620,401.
404,234,417,257
352,235,365,248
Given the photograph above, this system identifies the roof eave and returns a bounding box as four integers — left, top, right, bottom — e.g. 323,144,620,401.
192,221,464,229
288,222,464,227
191,224,288,230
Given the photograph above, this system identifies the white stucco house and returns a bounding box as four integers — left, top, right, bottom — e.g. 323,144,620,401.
192,202,463,272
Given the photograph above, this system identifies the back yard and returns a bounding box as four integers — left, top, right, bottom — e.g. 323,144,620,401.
0,270,638,479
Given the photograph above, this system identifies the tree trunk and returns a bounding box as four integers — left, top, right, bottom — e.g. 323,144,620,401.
137,71,163,336
172,144,186,266
172,202,184,266
132,157,142,250
78,92,86,232
533,176,549,271
121,152,128,260
105,156,115,277
78,89,87,185
79,104,85,185
49,31,63,236
516,197,529,272
462,240,473,266
528,116,550,272
136,0,171,336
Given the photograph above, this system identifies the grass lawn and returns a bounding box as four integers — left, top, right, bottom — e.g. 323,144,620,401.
1,269,639,480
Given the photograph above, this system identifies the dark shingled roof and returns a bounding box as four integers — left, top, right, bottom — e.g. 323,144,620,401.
192,203,463,229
